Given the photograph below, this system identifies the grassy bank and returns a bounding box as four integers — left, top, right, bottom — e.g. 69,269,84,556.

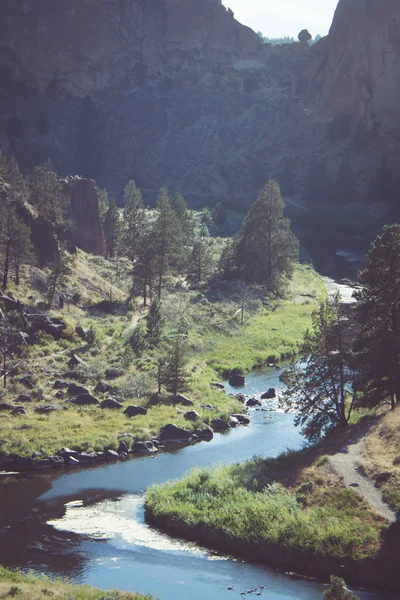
0,566,153,600
0,256,325,459
145,428,400,590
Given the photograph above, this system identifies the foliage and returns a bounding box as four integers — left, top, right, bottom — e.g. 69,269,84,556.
323,576,360,600
212,202,227,225
30,164,63,222
103,198,121,259
188,239,214,283
128,321,147,357
46,247,72,308
0,194,34,289
234,180,299,289
146,299,164,347
284,294,355,443
354,224,400,409
161,335,189,397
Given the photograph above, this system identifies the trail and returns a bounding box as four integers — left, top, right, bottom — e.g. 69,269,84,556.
329,421,396,522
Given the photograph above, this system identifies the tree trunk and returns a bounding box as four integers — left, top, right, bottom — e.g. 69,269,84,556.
2,240,10,290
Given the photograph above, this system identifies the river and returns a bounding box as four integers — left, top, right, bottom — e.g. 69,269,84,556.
0,280,392,600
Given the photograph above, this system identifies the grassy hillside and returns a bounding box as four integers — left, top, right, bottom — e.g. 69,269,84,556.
0,252,325,459
0,566,153,600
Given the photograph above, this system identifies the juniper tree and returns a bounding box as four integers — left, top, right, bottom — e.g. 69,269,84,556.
235,181,299,289
161,335,189,397
353,224,400,409
285,294,355,443
7,156,27,203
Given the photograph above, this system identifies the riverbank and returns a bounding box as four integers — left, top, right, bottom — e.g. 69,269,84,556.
145,420,400,592
0,261,325,467
0,566,152,600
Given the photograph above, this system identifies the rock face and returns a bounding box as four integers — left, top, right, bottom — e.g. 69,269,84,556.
0,0,399,260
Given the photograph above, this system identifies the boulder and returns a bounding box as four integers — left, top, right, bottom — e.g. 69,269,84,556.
67,455,80,466
94,381,113,394
0,293,18,310
12,407,27,416
124,405,147,417
193,427,214,440
210,418,230,431
19,376,34,389
106,395,125,404
56,447,79,463
75,325,87,340
131,441,158,454
148,392,168,406
246,398,261,407
117,441,129,454
229,416,240,427
175,394,194,406
4,455,34,472
298,29,312,44
184,410,200,421
100,398,123,410
71,394,99,406
77,452,97,464
235,394,246,403
105,449,119,460
229,374,245,387
16,394,32,403
67,383,89,396
374,472,393,488
55,390,65,399
68,353,87,368
211,382,225,390
35,456,63,470
261,388,276,399
159,424,193,444
201,404,217,411
53,380,68,390
231,414,250,425
35,404,61,414
0,402,16,411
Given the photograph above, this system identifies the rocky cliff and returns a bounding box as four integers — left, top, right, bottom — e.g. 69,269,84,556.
0,0,399,268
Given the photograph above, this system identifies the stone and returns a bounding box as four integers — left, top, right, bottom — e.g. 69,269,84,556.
148,392,169,406
55,390,65,399
211,382,225,390
159,424,193,444
35,404,61,414
35,456,64,470
68,354,87,368
228,416,240,427
75,325,87,340
229,374,245,387
374,472,393,488
4,455,34,472
56,447,79,462
12,407,27,416
94,381,113,394
193,427,214,440
175,394,194,406
77,452,97,464
231,414,250,425
68,383,91,397
210,418,230,432
67,456,80,466
201,404,217,411
131,441,158,454
117,441,129,454
0,294,18,310
0,402,16,411
19,376,34,389
184,410,200,421
71,394,99,406
261,388,276,399
235,394,246,403
100,398,123,410
53,380,68,390
124,405,147,417
246,398,261,407
105,449,119,460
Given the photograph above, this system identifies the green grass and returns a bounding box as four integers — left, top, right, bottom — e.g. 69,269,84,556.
0,566,153,600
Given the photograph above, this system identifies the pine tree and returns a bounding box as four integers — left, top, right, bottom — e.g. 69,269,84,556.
47,248,72,309
188,239,213,283
103,198,121,258
134,224,155,306
161,336,189,397
31,165,62,222
235,181,299,289
0,151,8,180
123,180,145,300
285,294,355,443
154,186,178,299
353,224,400,409
0,196,33,289
7,156,27,203
146,299,165,347
171,190,193,239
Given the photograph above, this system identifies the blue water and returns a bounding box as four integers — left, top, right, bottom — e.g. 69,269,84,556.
0,367,390,600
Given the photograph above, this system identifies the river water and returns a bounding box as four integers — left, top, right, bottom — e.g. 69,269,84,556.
0,280,392,600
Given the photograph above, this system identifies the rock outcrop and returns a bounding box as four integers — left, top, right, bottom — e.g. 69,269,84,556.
0,0,399,263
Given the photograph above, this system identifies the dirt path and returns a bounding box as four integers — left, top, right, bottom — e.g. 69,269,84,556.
329,422,396,522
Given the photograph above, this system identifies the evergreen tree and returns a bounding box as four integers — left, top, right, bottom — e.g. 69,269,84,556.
7,156,27,203
212,202,227,225
123,180,145,300
353,224,400,409
0,151,8,180
188,239,213,283
0,195,33,289
171,190,193,239
47,247,72,309
154,186,179,299
146,299,165,347
98,188,109,224
161,336,189,397
323,576,359,600
134,224,155,306
128,321,147,356
235,181,299,289
31,165,62,222
0,308,23,389
219,238,237,279
103,198,121,258
285,294,355,443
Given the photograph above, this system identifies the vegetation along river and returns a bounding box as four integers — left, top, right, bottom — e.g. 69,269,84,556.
0,280,393,600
